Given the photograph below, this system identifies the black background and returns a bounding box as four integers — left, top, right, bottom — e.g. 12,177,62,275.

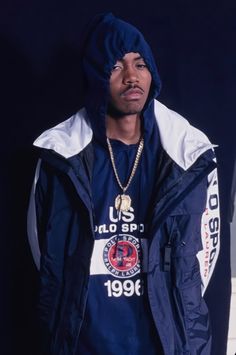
1,1,235,354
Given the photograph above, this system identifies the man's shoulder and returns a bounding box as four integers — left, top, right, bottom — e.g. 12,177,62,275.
154,99,193,127
153,99,216,170
33,108,92,158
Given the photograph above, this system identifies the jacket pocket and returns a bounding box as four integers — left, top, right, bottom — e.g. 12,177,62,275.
165,214,205,319
173,254,202,306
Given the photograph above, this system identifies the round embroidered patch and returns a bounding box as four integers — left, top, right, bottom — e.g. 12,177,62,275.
103,234,140,278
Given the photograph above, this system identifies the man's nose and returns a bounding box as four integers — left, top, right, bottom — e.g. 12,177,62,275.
122,67,139,85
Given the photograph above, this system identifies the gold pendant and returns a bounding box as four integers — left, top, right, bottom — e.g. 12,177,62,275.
115,194,132,212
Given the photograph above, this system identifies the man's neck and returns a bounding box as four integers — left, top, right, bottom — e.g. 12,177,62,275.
106,114,141,145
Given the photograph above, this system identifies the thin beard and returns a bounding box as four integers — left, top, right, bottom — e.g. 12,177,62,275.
107,103,141,119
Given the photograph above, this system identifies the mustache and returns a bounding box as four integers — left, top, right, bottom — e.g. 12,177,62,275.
120,85,144,96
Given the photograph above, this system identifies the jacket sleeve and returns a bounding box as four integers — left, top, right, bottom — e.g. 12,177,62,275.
27,159,69,354
27,159,42,270
197,165,220,295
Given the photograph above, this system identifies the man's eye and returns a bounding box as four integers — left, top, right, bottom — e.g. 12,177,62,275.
112,65,123,71
136,63,147,69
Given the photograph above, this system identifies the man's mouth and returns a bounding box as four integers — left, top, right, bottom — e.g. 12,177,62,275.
121,87,144,100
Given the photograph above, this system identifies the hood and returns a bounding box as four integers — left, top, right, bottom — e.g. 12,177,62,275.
82,12,161,143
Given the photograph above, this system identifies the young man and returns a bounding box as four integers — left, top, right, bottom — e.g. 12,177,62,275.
28,13,220,355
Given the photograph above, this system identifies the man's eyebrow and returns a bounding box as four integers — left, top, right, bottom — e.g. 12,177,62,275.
134,56,144,61
118,56,145,63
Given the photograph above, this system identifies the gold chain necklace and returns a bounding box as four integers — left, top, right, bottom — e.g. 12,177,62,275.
106,137,144,212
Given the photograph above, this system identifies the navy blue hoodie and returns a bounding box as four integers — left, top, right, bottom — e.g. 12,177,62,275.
82,12,161,143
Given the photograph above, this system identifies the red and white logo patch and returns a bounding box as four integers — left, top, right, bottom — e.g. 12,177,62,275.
103,234,140,278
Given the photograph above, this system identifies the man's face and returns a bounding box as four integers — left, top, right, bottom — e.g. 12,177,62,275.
108,52,152,117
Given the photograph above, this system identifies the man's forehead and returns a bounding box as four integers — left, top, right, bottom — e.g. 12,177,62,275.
116,52,144,62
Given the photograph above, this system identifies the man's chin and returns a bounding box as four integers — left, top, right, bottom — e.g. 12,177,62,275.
107,103,143,119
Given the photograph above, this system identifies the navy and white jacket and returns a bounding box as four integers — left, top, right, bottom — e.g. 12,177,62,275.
27,13,220,355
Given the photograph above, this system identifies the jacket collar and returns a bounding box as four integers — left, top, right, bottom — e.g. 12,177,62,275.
33,99,216,170
153,100,217,170
34,108,92,159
